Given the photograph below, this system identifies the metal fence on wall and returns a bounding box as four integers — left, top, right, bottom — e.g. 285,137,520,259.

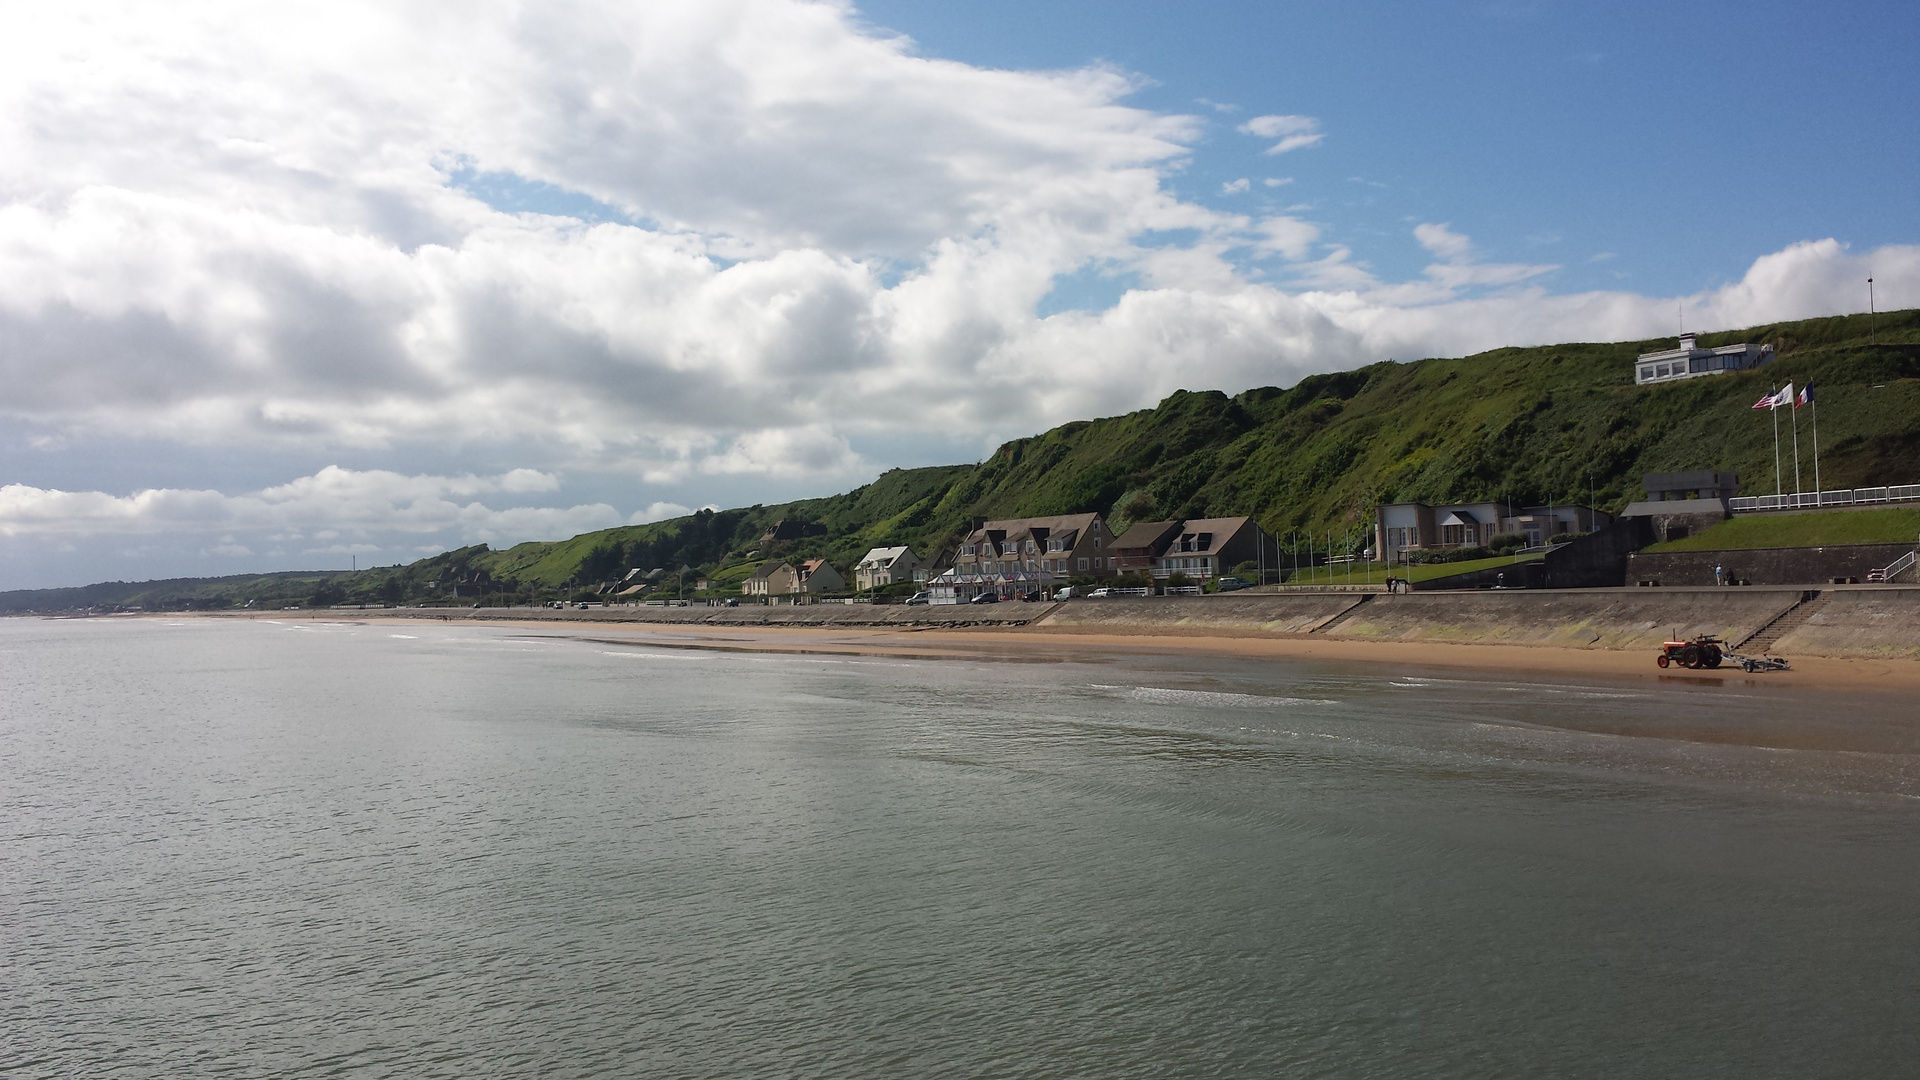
1730,484,1920,513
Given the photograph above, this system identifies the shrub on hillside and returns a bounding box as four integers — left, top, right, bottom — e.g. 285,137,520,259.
1406,546,1495,565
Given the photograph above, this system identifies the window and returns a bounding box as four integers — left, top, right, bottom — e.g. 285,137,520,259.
1640,367,1653,381
1092,537,1101,549
1077,558,1089,571
960,544,974,556
1026,541,1036,553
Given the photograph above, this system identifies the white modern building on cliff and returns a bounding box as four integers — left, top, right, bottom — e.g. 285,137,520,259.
1634,333,1772,386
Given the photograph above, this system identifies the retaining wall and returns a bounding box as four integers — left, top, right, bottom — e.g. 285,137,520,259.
447,603,1054,627
1032,593,1365,635
371,587,1920,660
1626,543,1915,586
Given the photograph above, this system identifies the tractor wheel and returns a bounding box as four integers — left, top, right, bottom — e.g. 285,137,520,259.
1656,653,1671,668
1704,646,1723,669
1681,645,1701,669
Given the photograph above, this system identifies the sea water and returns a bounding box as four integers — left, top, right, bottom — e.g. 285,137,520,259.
3,616,1918,1078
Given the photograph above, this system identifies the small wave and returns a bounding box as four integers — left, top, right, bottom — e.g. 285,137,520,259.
1114,685,1338,709
389,634,417,639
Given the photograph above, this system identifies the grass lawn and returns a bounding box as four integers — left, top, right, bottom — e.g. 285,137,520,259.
1647,505,1920,552
1282,552,1542,586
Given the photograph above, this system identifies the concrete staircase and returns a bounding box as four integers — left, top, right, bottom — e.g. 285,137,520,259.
1733,590,1830,655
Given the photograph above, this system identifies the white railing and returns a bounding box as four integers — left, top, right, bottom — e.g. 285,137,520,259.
1870,551,1917,583
1729,484,1920,513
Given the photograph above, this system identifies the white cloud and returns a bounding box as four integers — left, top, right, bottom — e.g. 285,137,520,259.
1238,115,1324,154
630,502,693,524
1250,216,1321,261
0,466,619,544
1263,178,1293,188
1221,178,1251,194
1414,222,1474,262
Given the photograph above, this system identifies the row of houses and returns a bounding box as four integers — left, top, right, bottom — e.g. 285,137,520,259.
738,546,926,597
739,491,1644,601
926,513,1277,603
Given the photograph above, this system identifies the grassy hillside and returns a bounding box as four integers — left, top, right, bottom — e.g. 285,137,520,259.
8,308,1916,611
0,571,346,613
1646,505,1920,552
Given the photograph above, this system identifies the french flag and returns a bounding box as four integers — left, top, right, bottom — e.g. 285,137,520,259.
1797,382,1815,408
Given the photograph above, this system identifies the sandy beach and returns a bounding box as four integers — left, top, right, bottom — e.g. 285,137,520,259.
215,608,1920,697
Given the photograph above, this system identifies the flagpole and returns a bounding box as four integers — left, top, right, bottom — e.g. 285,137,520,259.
1809,389,1822,502
1772,386,1782,498
1789,385,1802,500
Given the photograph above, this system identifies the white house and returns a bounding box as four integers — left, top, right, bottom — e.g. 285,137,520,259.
853,546,919,591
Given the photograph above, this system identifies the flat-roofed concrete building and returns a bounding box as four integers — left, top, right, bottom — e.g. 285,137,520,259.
1619,470,1737,542
1634,333,1772,386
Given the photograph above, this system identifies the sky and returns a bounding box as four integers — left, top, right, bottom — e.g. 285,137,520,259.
2,0,1916,590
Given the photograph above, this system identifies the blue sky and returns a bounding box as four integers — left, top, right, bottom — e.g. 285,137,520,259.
861,0,1917,300
0,0,1915,589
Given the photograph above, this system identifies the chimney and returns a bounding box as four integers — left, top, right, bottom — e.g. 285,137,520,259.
1679,332,1697,351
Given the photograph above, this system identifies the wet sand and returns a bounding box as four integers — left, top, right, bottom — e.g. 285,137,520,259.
226,610,1920,696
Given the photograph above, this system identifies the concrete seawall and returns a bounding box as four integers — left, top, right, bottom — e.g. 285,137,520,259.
429,602,1055,628
1028,587,1920,661
1774,589,1920,660
312,586,1920,661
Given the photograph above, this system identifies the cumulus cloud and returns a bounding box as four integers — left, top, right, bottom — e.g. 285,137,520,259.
1238,115,1325,154
0,467,618,544
630,502,693,525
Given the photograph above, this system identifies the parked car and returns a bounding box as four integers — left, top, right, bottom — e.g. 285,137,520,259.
968,591,1001,604
905,591,930,605
723,598,740,607
1053,586,1079,600
1215,576,1250,591
1019,590,1043,602
1086,587,1112,598
576,602,590,609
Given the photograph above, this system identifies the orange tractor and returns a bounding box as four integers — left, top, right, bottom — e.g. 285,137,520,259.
1656,635,1724,669
1656,633,1790,672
